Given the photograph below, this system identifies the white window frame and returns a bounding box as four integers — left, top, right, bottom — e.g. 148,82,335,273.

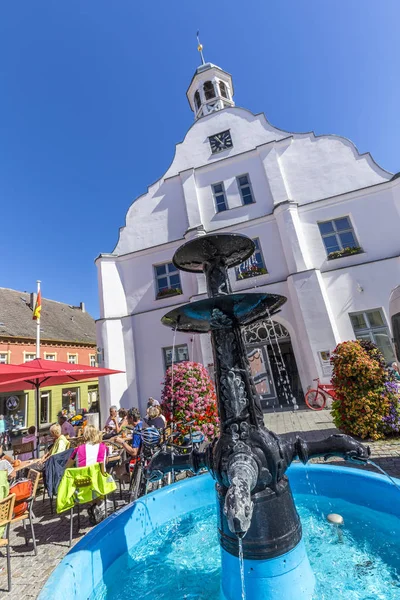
44,353,57,361
154,262,182,299
349,308,396,364
24,352,36,363
235,238,267,280
162,344,189,369
212,182,228,213
67,353,78,364
0,352,10,364
40,391,51,427
237,174,255,205
89,354,96,367
318,216,359,256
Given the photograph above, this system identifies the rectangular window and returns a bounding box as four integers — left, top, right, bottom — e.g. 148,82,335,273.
163,344,189,369
212,182,228,213
68,354,78,364
24,353,36,363
350,309,396,364
0,394,27,430
237,174,255,205
235,238,267,280
154,262,182,300
40,391,51,426
88,385,99,413
318,217,359,256
62,387,80,415
44,353,56,361
89,355,96,367
0,353,8,364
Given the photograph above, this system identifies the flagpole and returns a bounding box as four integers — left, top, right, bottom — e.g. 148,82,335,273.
36,280,41,359
35,280,41,454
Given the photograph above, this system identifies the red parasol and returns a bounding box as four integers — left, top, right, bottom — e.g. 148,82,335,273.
0,359,123,442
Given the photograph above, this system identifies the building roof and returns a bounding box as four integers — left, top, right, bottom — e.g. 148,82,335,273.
0,288,96,345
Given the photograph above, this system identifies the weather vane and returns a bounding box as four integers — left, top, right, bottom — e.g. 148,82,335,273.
196,31,205,65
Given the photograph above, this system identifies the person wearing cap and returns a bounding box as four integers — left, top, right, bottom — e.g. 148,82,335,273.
147,397,160,408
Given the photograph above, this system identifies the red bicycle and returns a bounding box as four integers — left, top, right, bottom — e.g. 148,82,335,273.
305,378,336,411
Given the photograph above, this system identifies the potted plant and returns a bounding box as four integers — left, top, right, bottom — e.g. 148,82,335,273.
156,287,183,300
327,246,362,260
161,361,219,442
237,265,268,280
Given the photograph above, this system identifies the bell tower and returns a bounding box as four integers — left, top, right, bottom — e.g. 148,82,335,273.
186,35,235,120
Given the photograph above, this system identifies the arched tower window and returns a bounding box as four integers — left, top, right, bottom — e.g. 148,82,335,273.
203,81,216,101
194,90,201,112
219,81,228,99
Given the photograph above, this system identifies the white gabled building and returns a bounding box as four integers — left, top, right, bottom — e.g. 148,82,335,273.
96,57,400,417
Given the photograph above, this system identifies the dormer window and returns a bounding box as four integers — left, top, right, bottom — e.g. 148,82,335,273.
219,81,228,99
203,81,216,101
194,91,201,112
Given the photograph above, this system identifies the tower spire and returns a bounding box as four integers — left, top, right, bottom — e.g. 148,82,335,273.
196,31,205,65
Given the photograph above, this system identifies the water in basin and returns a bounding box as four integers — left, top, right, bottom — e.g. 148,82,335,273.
90,493,400,600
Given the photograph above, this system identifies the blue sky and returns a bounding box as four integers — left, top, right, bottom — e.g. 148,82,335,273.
0,1,399,318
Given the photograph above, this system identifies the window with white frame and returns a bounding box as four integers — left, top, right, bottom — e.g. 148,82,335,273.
0,353,8,364
237,174,255,205
163,344,189,369
235,238,267,280
40,391,51,425
68,354,78,364
44,353,56,361
24,353,36,362
90,355,96,367
318,217,359,256
212,182,228,213
154,263,182,299
350,309,396,364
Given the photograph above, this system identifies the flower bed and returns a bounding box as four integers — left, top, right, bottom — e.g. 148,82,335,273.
327,246,362,260
331,340,399,440
161,361,219,441
156,287,182,300
237,266,267,280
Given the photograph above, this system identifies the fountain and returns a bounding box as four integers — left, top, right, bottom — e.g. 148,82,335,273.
40,233,400,600
145,233,369,600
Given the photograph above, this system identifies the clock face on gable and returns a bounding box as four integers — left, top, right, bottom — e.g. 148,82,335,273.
209,130,233,154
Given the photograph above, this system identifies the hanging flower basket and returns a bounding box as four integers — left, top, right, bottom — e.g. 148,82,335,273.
237,266,268,280
156,287,183,300
327,246,362,260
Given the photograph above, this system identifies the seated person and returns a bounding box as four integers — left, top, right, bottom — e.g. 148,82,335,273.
67,425,109,469
20,425,38,461
58,415,76,438
118,408,128,429
0,459,15,480
145,406,166,430
103,405,121,437
115,408,143,461
147,397,160,409
34,424,69,470
155,405,167,426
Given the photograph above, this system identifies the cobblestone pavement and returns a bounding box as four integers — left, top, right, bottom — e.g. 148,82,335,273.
1,409,399,598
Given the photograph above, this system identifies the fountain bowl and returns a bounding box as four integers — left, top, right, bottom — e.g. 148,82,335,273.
161,293,286,332
39,463,400,600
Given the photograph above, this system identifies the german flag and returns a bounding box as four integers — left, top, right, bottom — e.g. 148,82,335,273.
33,290,42,321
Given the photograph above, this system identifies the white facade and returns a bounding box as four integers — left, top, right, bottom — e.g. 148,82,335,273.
96,60,400,417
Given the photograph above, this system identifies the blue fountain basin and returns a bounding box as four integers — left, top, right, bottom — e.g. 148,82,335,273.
38,463,400,600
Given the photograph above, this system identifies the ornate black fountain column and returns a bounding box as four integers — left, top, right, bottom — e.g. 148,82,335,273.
151,233,370,563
